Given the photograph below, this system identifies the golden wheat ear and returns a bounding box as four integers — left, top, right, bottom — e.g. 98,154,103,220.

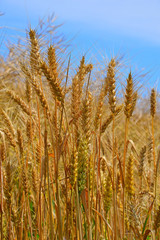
22,165,28,196
150,88,156,180
25,78,32,103
7,90,30,116
94,86,105,130
108,58,116,114
1,109,16,137
101,105,123,134
124,72,134,119
81,91,92,145
150,88,156,118
17,129,24,156
3,128,16,148
29,28,41,75
48,45,59,83
77,56,93,97
3,161,12,238
41,61,64,104
0,143,6,163
31,167,38,195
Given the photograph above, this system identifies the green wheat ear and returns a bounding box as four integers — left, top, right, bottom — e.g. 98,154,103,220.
77,137,88,193
126,154,134,198
103,173,112,215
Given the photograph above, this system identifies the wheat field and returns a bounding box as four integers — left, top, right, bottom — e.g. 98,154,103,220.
0,22,160,240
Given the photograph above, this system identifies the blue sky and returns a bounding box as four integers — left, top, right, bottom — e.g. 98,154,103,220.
1,0,160,89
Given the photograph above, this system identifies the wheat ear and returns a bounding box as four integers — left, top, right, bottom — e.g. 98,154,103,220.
41,61,64,104
7,90,30,115
29,29,41,75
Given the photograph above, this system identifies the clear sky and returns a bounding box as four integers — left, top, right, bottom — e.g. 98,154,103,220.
1,0,160,89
